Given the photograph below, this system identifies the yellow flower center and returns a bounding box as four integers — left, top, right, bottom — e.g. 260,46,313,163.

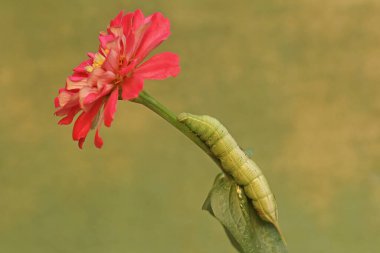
85,49,109,73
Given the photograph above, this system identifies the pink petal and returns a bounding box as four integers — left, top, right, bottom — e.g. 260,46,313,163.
119,58,137,76
134,13,171,63
79,87,97,108
56,89,79,109
79,83,113,109
73,59,93,73
102,49,119,72
110,11,124,28
58,107,81,125
87,52,95,59
108,11,126,38
55,103,77,117
121,76,144,100
94,129,104,148
69,72,87,82
99,34,115,49
54,96,60,108
87,68,115,91
103,88,119,127
66,77,89,90
78,137,86,149
135,52,180,80
72,99,103,141
123,10,145,62
132,10,145,30
122,12,134,36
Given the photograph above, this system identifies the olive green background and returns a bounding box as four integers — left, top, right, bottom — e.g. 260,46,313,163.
1,0,379,252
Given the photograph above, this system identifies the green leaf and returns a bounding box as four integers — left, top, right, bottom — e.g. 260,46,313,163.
202,174,287,253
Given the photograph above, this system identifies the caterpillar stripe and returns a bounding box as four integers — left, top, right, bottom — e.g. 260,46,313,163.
178,112,283,237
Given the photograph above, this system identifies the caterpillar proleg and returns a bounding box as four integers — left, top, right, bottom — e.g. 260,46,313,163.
178,112,284,241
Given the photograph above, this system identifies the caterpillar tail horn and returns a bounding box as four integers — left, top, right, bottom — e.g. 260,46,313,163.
272,221,287,246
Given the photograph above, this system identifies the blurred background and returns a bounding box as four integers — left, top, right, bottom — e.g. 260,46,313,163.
1,0,379,252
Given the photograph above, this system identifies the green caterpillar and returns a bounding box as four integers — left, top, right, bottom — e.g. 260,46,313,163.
178,113,283,239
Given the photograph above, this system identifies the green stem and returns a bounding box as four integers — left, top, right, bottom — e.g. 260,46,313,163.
132,90,221,167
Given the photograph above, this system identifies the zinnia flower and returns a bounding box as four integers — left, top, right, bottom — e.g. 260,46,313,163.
54,10,180,149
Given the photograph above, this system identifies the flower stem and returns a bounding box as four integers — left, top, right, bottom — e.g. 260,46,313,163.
132,90,222,168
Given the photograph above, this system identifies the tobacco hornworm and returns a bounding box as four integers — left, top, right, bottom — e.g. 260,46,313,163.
178,113,284,239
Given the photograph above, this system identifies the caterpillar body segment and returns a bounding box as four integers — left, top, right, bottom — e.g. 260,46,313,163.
211,133,238,158
178,112,284,240
178,114,229,147
229,159,262,185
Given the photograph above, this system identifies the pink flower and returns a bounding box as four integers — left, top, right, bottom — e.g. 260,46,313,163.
54,10,180,149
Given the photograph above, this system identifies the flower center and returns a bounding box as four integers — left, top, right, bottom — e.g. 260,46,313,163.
85,49,109,73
